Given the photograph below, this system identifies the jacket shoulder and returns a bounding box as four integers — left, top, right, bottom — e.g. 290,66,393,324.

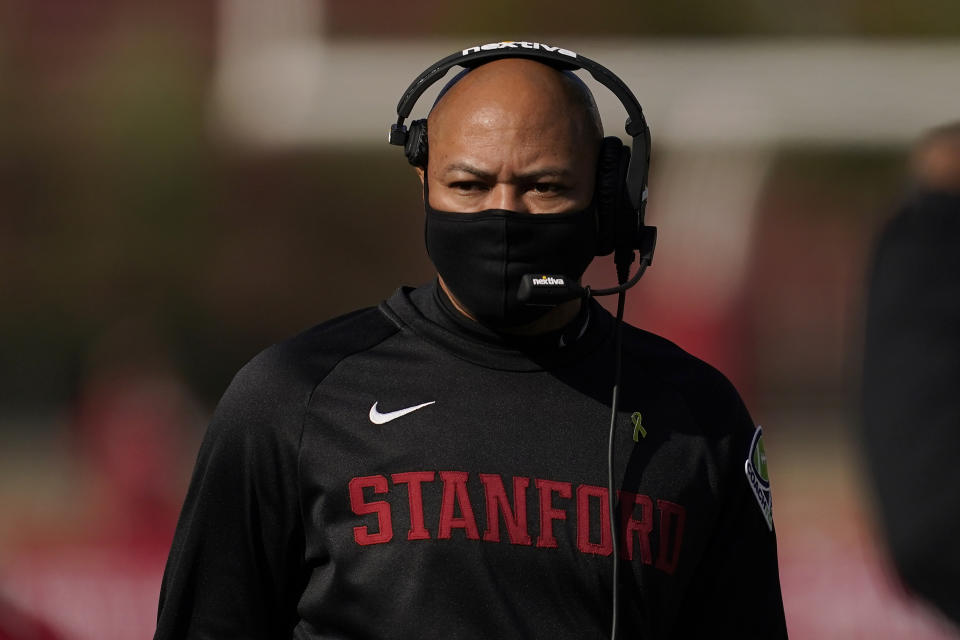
621,324,753,438
210,306,401,445
239,306,399,392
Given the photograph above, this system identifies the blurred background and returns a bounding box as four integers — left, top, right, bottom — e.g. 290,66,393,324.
1,1,958,638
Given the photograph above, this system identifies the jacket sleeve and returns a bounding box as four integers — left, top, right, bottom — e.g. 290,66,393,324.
154,345,309,640
674,391,789,638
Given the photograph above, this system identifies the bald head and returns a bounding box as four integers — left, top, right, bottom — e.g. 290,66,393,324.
421,59,603,215
429,60,602,144
911,121,960,193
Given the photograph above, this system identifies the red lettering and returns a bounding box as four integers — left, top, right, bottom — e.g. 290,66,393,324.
391,471,435,540
576,484,612,555
438,471,480,540
655,499,687,575
479,474,531,545
619,491,654,564
348,469,688,565
349,475,393,545
536,479,572,548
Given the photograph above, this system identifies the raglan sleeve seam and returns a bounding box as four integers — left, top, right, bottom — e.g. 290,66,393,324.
294,327,403,558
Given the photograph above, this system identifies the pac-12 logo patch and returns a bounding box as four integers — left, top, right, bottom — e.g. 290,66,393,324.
744,426,773,531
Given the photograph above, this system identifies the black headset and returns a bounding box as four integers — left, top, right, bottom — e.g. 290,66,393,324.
387,41,656,269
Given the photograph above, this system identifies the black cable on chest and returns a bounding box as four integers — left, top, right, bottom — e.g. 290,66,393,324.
606,287,627,640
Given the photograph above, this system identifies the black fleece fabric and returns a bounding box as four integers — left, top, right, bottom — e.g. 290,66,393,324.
155,281,787,639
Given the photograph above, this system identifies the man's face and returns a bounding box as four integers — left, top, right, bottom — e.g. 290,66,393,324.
912,134,960,193
421,59,600,215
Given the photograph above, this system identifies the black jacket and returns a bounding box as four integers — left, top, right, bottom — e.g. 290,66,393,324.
156,282,787,639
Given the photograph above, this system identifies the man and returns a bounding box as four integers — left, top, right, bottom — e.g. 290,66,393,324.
156,50,787,638
862,122,960,628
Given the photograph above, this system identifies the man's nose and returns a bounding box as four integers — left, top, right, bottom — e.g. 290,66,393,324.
489,184,528,213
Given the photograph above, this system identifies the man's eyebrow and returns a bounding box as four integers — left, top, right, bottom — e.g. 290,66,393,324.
515,167,574,181
439,162,494,179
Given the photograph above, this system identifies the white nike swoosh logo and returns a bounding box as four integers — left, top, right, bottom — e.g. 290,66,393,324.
368,401,436,425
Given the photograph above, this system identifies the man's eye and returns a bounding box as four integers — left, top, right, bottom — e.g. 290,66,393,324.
450,181,487,192
531,183,564,194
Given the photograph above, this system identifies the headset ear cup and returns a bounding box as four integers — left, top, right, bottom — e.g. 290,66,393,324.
405,119,429,167
595,136,630,256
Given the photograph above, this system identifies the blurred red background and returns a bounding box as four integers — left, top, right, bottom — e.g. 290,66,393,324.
1,1,959,638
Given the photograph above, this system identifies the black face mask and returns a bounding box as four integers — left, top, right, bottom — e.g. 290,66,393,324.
424,196,597,329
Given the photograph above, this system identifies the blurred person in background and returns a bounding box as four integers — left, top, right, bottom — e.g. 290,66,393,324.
70,341,197,554
862,121,960,629
0,321,199,640
155,43,786,639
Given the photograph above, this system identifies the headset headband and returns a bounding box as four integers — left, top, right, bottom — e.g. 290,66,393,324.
388,41,650,211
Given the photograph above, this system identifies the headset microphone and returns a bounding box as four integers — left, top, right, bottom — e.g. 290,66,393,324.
517,275,585,305
518,224,657,306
